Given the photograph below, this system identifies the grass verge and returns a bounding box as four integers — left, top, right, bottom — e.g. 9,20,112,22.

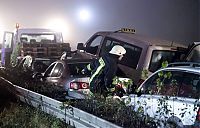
0,102,69,128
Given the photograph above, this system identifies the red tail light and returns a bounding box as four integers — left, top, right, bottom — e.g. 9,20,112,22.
70,82,89,90
80,82,89,89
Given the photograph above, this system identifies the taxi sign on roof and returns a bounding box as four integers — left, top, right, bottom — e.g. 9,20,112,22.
121,28,136,34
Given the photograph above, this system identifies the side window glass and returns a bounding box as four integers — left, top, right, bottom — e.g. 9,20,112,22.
85,36,103,55
142,71,179,96
186,44,200,63
121,44,142,68
149,50,176,72
178,73,200,98
3,32,13,48
142,70,200,98
100,37,142,69
44,63,56,77
100,39,120,56
51,63,64,77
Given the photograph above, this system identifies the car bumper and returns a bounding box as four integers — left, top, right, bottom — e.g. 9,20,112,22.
67,89,90,99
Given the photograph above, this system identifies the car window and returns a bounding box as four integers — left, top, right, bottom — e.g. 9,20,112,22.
44,63,56,77
141,70,200,98
186,44,200,62
178,72,200,98
51,63,64,77
100,37,142,69
68,62,91,76
149,50,177,72
85,35,103,55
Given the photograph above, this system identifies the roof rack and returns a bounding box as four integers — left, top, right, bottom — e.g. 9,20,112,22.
167,62,200,68
114,28,136,34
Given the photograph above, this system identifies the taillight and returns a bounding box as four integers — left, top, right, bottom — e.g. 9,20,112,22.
70,82,79,90
70,82,89,90
80,82,89,89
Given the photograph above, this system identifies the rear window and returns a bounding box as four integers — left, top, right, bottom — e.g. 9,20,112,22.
100,37,142,69
149,50,177,72
20,34,55,43
68,62,91,76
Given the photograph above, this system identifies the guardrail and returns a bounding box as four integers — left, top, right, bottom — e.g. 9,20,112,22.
0,77,121,128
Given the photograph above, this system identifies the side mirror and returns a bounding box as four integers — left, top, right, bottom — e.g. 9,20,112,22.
77,43,84,50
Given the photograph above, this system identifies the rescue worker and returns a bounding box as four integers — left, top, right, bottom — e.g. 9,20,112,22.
82,45,126,97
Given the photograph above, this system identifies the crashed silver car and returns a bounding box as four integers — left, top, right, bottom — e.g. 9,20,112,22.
33,57,133,99
33,59,92,99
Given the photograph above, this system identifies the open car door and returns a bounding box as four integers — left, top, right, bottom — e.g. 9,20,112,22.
1,31,14,66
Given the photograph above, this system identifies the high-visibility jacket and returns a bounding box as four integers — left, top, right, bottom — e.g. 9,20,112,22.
84,54,119,92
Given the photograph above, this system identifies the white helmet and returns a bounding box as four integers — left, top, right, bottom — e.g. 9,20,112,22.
109,45,126,56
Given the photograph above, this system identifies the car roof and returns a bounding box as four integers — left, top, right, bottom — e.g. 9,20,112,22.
194,42,200,45
62,58,93,64
95,31,186,48
138,62,200,90
156,66,200,74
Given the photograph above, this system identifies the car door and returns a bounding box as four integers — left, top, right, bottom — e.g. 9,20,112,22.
1,32,14,66
139,69,200,126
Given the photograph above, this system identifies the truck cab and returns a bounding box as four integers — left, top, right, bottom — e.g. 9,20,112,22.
73,28,187,84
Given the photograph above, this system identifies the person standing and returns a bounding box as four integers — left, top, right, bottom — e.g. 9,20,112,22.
83,45,126,97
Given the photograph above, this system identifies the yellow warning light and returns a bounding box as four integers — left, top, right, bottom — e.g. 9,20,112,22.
121,28,136,34
16,23,20,29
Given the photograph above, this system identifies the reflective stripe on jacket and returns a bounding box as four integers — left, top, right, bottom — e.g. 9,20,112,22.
86,54,119,89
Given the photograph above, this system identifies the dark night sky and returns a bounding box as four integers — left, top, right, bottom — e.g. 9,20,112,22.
0,0,199,49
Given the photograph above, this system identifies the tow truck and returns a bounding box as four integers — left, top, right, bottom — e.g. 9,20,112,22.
1,24,71,72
